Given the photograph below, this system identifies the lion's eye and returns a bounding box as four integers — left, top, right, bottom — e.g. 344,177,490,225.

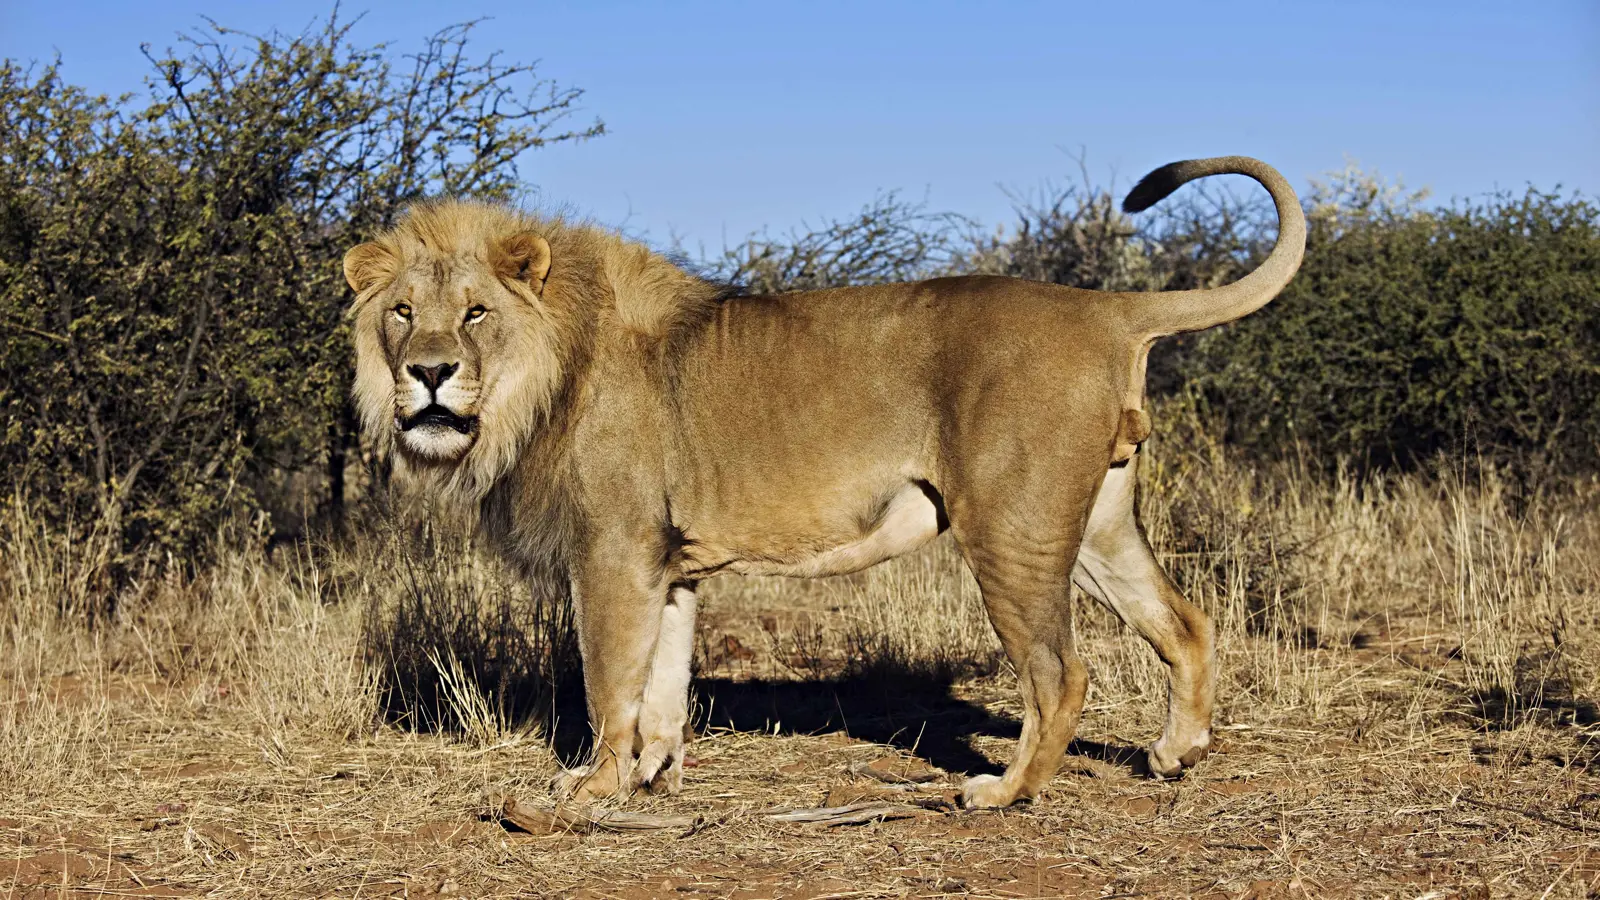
393,304,412,323
464,305,488,324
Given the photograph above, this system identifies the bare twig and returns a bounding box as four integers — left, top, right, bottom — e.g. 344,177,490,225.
490,792,944,834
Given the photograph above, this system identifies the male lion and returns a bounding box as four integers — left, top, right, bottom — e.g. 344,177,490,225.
343,155,1304,808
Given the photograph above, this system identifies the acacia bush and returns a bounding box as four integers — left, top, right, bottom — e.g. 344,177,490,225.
1179,172,1600,475
710,192,970,294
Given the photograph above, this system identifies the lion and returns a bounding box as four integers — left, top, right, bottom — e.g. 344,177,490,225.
342,155,1305,809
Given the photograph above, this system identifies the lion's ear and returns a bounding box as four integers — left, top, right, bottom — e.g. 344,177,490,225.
343,242,397,295
494,232,552,296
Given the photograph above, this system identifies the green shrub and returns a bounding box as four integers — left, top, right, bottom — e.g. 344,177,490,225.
1180,180,1600,475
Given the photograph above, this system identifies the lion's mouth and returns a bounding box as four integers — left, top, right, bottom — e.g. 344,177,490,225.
397,405,478,435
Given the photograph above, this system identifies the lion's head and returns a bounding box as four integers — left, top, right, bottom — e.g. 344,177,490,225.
344,200,719,503
343,201,579,502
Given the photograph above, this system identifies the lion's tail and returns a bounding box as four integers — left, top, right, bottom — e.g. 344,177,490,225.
1120,155,1307,338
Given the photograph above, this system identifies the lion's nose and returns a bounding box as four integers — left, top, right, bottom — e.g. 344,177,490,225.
407,362,459,392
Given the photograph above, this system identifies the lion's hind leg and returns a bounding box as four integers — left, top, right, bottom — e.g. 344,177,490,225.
956,539,1091,809
946,471,1100,808
1072,461,1215,778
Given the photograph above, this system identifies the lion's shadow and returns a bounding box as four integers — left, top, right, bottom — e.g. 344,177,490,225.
692,673,1009,776
548,670,1147,779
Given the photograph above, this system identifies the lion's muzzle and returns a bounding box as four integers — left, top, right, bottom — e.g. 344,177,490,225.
394,358,479,458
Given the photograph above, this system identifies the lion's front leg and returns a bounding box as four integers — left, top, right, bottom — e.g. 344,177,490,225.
635,584,697,794
553,551,669,805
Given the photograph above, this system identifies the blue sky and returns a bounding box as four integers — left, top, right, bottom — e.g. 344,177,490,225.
3,1,1595,252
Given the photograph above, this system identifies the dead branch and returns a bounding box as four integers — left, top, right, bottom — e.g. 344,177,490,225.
490,792,945,835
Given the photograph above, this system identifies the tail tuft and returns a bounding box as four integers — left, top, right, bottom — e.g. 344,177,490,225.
1121,161,1193,213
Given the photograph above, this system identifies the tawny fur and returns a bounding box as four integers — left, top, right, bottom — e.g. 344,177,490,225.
344,156,1306,809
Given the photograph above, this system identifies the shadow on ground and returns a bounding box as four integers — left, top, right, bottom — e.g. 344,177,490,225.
692,672,1008,776
546,667,1149,779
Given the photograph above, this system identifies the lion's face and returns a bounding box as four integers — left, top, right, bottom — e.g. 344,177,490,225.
344,221,554,469
376,264,501,460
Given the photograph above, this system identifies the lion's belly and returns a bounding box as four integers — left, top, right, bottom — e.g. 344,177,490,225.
680,482,942,579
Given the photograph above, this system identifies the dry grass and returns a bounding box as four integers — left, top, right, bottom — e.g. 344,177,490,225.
2,416,1597,899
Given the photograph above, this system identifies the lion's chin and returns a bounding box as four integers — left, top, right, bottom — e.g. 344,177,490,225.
397,425,475,461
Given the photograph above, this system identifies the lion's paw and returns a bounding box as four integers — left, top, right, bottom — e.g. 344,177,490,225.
549,763,594,799
1146,732,1210,779
633,739,685,795
960,773,1018,809
551,759,629,803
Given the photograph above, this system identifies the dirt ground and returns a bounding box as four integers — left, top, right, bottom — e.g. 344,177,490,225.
3,602,1596,899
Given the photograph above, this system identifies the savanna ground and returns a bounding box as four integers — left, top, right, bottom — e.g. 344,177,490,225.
4,410,1598,900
